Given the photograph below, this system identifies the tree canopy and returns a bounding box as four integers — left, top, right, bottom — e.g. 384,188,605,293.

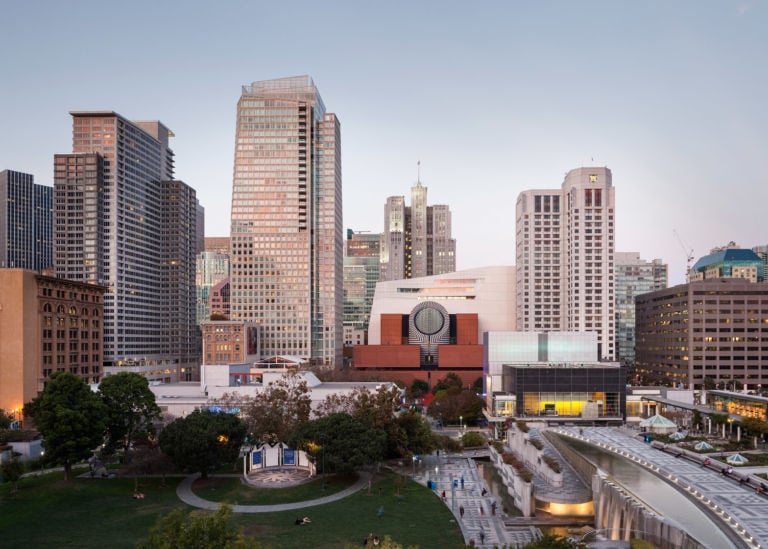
0,408,12,429
315,385,402,428
431,373,464,395
427,390,484,424
159,409,246,477
138,505,261,549
99,372,161,454
24,371,107,481
290,412,386,474
231,371,311,444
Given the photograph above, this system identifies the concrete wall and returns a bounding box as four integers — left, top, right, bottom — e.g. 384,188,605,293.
488,445,535,516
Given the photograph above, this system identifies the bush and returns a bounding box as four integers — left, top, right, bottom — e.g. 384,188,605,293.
492,441,504,453
516,420,529,433
529,438,543,450
461,431,486,448
543,455,561,474
433,434,462,453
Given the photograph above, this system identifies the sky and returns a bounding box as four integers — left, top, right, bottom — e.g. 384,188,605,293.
1,1,766,286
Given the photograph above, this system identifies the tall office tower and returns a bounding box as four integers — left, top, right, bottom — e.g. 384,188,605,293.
230,76,342,368
380,179,456,281
161,181,200,381
196,237,230,323
614,252,668,370
195,203,206,255
343,230,381,346
516,167,616,360
54,111,197,382
0,170,53,271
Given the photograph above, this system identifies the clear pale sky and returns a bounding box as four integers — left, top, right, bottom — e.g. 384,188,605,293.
1,1,766,286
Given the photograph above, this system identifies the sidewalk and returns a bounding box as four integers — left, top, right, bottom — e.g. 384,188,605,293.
176,471,372,513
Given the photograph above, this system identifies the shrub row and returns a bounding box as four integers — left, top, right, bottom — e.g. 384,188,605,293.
516,420,530,433
501,451,533,483
542,454,561,474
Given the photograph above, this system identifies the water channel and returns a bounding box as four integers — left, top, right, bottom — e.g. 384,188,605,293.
475,440,738,547
558,438,737,548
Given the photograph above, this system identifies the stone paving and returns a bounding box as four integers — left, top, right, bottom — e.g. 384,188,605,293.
554,426,768,549
411,450,540,548
243,466,312,488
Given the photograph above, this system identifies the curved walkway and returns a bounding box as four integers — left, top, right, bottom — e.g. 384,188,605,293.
176,471,371,513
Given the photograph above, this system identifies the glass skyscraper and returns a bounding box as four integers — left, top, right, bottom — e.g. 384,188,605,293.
614,252,667,370
230,76,342,368
0,170,53,271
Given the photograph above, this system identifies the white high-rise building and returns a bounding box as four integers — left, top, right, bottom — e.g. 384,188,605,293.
516,167,616,360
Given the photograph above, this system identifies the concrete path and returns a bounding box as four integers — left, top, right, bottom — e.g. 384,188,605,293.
411,451,539,549
176,471,371,513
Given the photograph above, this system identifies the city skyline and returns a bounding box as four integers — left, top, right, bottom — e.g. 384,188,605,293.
1,1,766,286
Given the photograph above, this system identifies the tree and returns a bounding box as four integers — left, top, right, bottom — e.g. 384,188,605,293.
410,379,429,399
0,408,12,429
427,390,484,424
138,504,261,549
431,373,464,395
25,371,107,481
290,413,386,474
1,454,24,492
99,372,162,455
159,409,246,477
238,371,311,443
691,409,703,431
472,376,484,394
390,410,435,458
315,385,402,428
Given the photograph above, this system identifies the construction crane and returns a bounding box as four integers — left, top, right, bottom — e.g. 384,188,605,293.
673,229,695,282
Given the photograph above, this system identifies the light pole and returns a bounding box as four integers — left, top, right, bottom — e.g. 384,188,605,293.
412,455,416,478
460,416,463,431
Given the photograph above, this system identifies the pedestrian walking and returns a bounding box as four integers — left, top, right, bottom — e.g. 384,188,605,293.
479,529,485,544
459,505,465,518
460,476,464,489
479,503,484,516
377,505,384,519
491,501,496,515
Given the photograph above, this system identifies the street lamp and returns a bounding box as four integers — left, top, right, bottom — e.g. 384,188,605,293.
412,455,416,478
460,416,463,431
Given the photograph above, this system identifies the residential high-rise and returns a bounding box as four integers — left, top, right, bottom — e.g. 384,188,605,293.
0,170,53,271
614,252,667,369
516,167,616,360
343,230,381,347
380,178,456,281
54,111,199,382
230,76,342,368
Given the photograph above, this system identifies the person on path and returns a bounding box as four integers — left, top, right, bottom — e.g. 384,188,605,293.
479,529,486,544
459,505,465,518
479,503,484,516
377,506,384,519
491,501,496,515
460,476,464,489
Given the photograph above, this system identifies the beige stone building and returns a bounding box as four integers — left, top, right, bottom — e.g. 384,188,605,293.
0,269,105,422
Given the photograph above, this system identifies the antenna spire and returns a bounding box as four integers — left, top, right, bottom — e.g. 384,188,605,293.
417,160,421,183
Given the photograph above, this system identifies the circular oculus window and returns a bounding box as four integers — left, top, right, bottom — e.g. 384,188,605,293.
414,306,444,335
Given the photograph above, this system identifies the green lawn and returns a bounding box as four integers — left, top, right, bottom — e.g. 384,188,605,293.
0,471,466,549
193,473,357,505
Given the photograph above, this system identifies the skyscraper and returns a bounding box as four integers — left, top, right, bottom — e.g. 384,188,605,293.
196,237,231,323
343,230,381,346
54,111,199,382
516,167,616,360
230,76,342,368
0,170,53,271
380,178,456,281
614,252,667,369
